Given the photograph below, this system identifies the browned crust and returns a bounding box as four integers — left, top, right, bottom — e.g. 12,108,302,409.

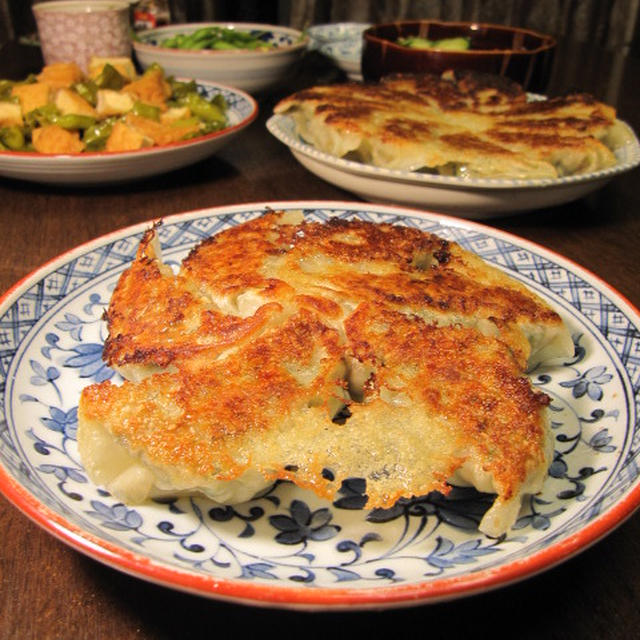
104,213,562,370
273,70,619,175
81,212,565,511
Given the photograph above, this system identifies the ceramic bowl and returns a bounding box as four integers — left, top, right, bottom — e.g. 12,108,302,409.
361,20,556,92
32,0,131,72
0,81,257,186
133,22,308,94
307,22,370,80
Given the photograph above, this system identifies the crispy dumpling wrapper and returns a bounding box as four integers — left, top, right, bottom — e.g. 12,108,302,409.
274,70,630,179
78,211,573,537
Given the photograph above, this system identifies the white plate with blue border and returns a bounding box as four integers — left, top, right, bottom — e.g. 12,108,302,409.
0,201,639,610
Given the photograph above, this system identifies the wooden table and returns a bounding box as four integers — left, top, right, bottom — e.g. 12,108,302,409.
1,39,639,639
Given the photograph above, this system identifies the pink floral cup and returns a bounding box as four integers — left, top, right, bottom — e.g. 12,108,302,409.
33,1,132,72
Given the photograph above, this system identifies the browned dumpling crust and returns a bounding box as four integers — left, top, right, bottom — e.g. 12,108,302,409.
78,211,573,536
274,69,630,179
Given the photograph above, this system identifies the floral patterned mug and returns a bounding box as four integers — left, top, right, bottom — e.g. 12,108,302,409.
33,1,132,72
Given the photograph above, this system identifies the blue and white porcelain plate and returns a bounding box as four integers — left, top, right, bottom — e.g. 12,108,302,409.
1,201,639,610
267,115,640,218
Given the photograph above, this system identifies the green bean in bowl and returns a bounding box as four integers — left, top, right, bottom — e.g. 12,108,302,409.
133,22,308,94
160,26,276,51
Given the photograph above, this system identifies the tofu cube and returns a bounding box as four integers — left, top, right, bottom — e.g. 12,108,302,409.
96,89,134,117
11,82,51,115
88,57,136,81
160,106,191,124
0,101,23,127
37,62,84,89
55,88,97,118
123,69,171,109
105,121,149,152
32,124,84,153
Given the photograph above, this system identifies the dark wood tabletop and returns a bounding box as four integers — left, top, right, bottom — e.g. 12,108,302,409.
0,38,639,639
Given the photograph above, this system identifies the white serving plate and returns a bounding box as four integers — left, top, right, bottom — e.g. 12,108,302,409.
0,81,257,186
0,201,639,610
133,22,308,94
267,114,640,217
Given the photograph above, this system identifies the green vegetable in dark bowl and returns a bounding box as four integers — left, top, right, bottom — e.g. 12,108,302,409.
397,36,471,50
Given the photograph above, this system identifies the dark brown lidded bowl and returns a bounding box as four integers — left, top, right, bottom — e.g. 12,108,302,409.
361,20,556,92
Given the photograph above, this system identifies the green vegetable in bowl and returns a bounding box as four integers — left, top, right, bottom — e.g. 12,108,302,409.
83,119,115,151
397,36,471,51
159,26,275,51
72,81,98,106
23,106,95,132
176,91,227,126
0,60,230,154
0,126,25,150
55,114,97,131
132,101,161,121
0,80,16,101
23,104,60,129
94,63,127,90
167,78,199,100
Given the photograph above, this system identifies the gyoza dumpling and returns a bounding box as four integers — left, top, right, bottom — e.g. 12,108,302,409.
78,211,572,537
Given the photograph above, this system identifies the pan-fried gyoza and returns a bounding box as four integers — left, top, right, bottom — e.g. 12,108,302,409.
78,211,573,537
274,69,632,179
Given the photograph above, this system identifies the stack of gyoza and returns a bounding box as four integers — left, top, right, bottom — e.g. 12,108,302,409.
274,69,631,179
78,211,573,537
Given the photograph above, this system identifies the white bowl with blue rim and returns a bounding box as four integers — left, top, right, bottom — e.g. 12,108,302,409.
307,22,370,80
133,22,308,94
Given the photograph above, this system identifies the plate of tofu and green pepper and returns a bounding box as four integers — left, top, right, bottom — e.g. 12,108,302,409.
0,57,257,185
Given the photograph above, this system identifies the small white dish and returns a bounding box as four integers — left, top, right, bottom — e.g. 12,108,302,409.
308,22,370,80
267,114,640,217
133,22,308,94
0,201,639,610
0,82,257,186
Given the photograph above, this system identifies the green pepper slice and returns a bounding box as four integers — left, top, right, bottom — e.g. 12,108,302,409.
132,101,161,121
95,64,126,90
0,126,26,150
83,119,115,151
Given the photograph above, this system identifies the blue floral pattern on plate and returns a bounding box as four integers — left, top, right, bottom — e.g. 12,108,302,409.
0,203,638,607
